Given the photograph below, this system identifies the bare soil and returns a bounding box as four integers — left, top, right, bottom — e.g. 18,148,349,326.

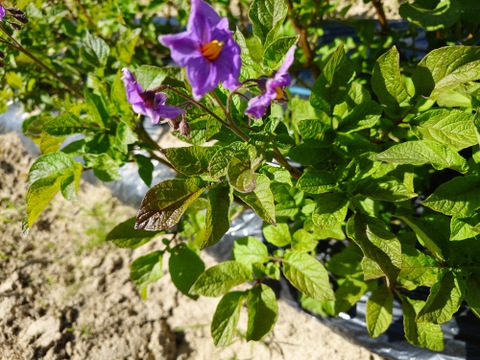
0,131,383,359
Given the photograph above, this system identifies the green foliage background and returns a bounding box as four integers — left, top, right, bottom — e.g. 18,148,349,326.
2,0,480,352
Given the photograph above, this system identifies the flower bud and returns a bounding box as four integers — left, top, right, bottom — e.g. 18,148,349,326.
179,118,190,138
8,21,21,30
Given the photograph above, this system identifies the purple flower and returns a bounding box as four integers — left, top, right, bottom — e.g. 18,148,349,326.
245,45,297,119
121,68,184,124
158,0,241,100
0,5,6,21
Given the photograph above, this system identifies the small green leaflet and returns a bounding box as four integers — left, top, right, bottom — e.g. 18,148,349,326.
164,146,218,176
296,170,336,194
246,284,278,341
412,46,480,99
211,291,245,347
248,0,288,44
353,176,417,202
263,222,291,247
282,250,335,301
106,217,164,249
135,177,209,231
42,112,102,136
346,214,401,286
412,108,477,150
402,296,444,351
423,176,480,217
24,152,82,233
130,251,163,296
310,44,355,115
366,283,393,338
372,140,468,173
169,243,205,300
190,261,252,297
312,192,349,229
371,46,411,118
466,275,480,319
417,270,465,324
202,183,233,249
450,214,480,241
81,31,110,68
232,236,270,272
236,174,276,225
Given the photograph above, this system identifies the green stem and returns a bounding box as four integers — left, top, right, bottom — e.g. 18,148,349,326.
0,24,83,98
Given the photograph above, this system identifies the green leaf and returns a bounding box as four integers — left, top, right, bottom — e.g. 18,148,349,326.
263,222,291,247
310,44,355,114
263,36,298,68
450,214,480,241
42,112,101,136
326,277,370,315
92,153,121,182
211,291,245,347
130,251,163,292
398,244,440,290
134,154,154,187
372,140,468,173
236,174,276,225
336,101,383,133
190,261,252,297
371,46,411,118
346,214,402,285
396,212,449,262
209,142,247,179
246,284,278,341
297,119,335,148
232,236,269,271
25,176,62,233
417,270,465,324
24,153,82,232
354,176,417,202
423,176,480,217
283,250,335,301
136,177,209,231
28,152,79,185
227,152,256,193
165,146,218,176
169,243,205,300
81,31,110,67
465,275,480,319
412,108,477,150
249,0,288,44
292,229,318,252
402,296,444,351
327,245,363,277
412,46,480,99
133,65,184,90
296,170,336,194
312,193,349,229
366,283,393,338
202,183,233,249
106,217,163,249
399,0,461,31
116,28,141,64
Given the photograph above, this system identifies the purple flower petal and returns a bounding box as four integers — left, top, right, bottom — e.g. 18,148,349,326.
158,0,241,99
0,6,6,21
121,67,184,124
244,44,297,118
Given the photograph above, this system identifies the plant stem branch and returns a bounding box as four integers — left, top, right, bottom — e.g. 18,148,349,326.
286,0,321,79
0,24,83,98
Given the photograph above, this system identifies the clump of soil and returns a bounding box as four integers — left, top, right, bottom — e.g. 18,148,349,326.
0,132,382,359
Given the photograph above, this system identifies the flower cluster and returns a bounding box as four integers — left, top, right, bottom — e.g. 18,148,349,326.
123,0,296,127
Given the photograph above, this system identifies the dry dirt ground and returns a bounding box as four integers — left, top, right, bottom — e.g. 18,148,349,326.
0,131,384,359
